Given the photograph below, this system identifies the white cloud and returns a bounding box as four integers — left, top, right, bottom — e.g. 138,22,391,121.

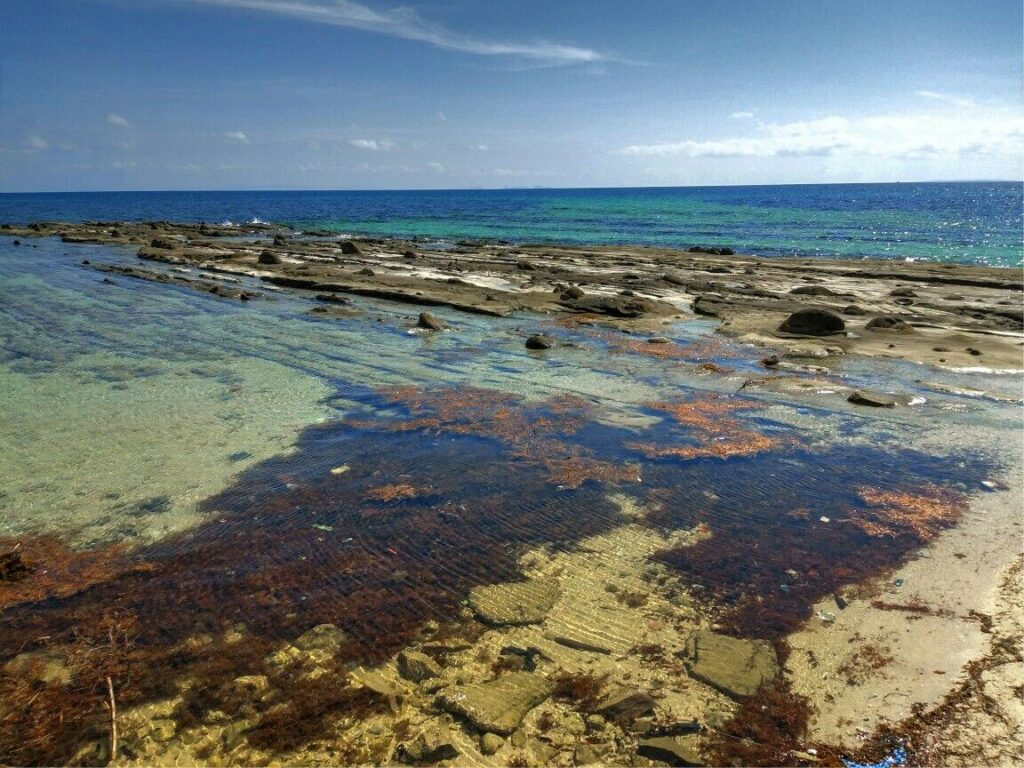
915,90,976,109
730,111,754,119
107,113,131,127
225,130,250,144
27,134,49,150
437,110,447,122
475,144,490,151
426,161,444,171
348,138,394,151
619,108,1024,160
181,0,608,63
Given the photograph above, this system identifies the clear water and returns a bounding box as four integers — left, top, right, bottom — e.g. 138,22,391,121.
1,181,1021,266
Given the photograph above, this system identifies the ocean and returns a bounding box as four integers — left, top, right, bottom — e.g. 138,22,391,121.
1,180,1021,267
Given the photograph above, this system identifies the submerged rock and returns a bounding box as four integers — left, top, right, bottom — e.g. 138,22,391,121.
480,733,505,755
396,724,460,764
637,735,705,766
293,623,349,652
595,687,656,724
677,630,779,699
397,650,440,682
437,672,554,735
778,308,846,336
468,577,561,626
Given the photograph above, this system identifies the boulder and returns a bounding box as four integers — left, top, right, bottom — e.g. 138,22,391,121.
516,259,536,271
150,238,178,250
526,334,556,350
340,240,362,255
560,285,586,300
889,287,917,298
437,672,554,735
692,295,723,317
637,736,705,766
416,311,448,331
848,390,897,408
272,234,289,246
677,630,779,699
789,285,837,296
842,304,868,315
258,250,282,265
865,315,914,334
778,309,845,336
648,336,672,344
468,577,560,626
403,250,418,259
397,650,440,682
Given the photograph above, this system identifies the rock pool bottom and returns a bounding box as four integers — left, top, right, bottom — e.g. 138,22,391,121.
0,237,1020,766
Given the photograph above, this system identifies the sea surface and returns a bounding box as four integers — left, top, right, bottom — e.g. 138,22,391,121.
1,181,1021,266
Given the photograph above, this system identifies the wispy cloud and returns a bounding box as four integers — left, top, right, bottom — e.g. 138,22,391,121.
915,90,976,109
107,113,131,127
349,138,394,151
426,161,444,172
225,130,250,143
620,108,1024,160
730,111,754,119
27,134,49,150
180,0,609,63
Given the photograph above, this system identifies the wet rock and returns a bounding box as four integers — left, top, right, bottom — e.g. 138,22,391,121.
416,311,448,331
468,577,560,626
561,285,586,300
677,630,779,699
565,295,657,318
258,249,282,265
148,718,177,742
480,733,505,755
889,287,917,298
778,308,845,336
865,315,914,333
3,651,71,685
340,240,362,255
294,623,349,652
526,334,556,350
357,267,375,276
150,238,179,249
403,249,418,259
397,650,441,682
516,259,536,271
350,666,405,713
315,293,351,304
637,735,705,766
648,336,672,344
229,674,271,703
397,725,460,764
847,390,897,408
842,304,868,315
595,687,656,725
436,671,554,735
692,294,724,317
272,234,289,246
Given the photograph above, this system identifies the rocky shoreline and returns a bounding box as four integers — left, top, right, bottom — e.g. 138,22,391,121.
3,220,1021,375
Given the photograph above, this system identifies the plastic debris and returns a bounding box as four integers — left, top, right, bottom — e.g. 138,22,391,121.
843,745,907,768
819,516,831,523
815,610,836,624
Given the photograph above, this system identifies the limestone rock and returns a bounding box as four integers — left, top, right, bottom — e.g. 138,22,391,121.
677,630,779,699
436,671,554,735
397,724,460,764
397,650,441,682
595,687,656,724
468,578,561,626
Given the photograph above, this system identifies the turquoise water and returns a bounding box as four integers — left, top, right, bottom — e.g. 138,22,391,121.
1,181,1021,265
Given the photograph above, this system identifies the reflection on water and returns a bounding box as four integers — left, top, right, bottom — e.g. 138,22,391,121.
0,237,1019,765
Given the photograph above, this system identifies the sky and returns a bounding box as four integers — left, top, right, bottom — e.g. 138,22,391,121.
0,0,1021,191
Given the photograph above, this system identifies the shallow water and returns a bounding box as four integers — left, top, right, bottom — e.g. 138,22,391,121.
0,236,1021,764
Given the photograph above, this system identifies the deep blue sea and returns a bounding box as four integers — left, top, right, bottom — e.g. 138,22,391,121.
1,181,1021,266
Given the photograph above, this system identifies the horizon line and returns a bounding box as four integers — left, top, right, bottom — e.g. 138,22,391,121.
1,178,1021,196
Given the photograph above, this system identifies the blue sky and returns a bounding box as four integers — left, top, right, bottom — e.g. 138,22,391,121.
1,0,1021,191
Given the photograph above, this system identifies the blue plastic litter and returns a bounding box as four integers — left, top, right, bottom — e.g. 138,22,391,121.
843,746,907,768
